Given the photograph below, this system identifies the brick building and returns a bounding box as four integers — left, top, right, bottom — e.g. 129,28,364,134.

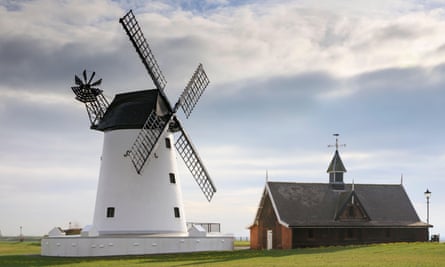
249,144,430,249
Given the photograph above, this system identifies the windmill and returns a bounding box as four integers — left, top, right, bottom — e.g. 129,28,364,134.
71,10,215,235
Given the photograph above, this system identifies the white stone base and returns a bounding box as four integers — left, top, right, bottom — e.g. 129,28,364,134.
41,234,234,257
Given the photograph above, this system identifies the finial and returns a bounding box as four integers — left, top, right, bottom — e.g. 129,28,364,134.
351,179,355,204
400,173,403,185
265,169,269,182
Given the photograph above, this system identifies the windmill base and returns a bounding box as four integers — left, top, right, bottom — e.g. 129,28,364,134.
41,234,234,257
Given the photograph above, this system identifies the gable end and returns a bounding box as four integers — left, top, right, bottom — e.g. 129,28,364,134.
335,191,370,222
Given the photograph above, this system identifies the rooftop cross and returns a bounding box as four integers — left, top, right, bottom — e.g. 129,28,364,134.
328,133,346,151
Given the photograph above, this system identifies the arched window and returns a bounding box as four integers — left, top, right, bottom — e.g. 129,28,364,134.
169,173,176,184
174,207,180,218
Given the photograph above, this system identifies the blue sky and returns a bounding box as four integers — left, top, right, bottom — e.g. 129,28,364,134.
1,0,445,238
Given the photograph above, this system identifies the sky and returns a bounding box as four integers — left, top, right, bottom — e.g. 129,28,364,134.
1,0,445,239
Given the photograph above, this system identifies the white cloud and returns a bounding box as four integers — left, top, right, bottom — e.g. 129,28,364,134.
1,0,445,238
150,2,445,88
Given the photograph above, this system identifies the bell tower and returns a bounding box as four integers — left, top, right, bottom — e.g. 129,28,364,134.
327,134,347,190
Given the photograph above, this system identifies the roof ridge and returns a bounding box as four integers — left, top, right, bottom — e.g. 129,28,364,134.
267,181,405,186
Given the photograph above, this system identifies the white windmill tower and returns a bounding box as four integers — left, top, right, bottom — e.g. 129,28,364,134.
71,10,215,236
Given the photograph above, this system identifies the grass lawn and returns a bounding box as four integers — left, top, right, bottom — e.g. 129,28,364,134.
1,241,444,266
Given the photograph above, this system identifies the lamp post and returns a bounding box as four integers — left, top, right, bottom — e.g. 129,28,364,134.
19,226,24,242
424,189,431,241
424,189,431,224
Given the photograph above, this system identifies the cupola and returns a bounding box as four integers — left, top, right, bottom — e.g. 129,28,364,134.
327,134,347,190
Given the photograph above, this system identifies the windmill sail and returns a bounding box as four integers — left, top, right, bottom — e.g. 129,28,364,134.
175,121,216,202
127,110,171,174
120,10,167,92
120,10,216,201
176,63,210,118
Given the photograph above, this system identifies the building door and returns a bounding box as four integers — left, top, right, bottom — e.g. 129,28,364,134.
267,230,273,250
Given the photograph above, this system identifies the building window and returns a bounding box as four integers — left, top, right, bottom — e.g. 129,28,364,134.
107,207,115,218
347,228,354,239
174,207,180,218
165,138,171,149
308,229,314,239
169,173,176,184
335,174,343,182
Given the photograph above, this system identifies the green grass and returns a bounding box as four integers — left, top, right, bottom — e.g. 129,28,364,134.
0,241,41,255
234,240,250,247
1,241,445,266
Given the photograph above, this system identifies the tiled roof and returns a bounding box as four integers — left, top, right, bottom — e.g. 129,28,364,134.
267,181,425,227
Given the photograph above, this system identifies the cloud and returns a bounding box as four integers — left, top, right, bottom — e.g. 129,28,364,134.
1,0,445,237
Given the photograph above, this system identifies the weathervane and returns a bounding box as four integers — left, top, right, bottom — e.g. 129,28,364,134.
328,133,346,151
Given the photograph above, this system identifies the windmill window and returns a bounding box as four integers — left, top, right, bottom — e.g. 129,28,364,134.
106,207,115,218
174,207,180,218
169,173,176,184
165,138,171,149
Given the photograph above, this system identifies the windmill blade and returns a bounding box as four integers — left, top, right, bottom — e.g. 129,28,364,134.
126,110,171,174
120,10,167,92
83,70,87,84
90,78,102,87
71,70,109,127
75,75,83,86
87,71,96,84
72,86,96,103
72,70,102,102
175,63,210,119
174,119,216,202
